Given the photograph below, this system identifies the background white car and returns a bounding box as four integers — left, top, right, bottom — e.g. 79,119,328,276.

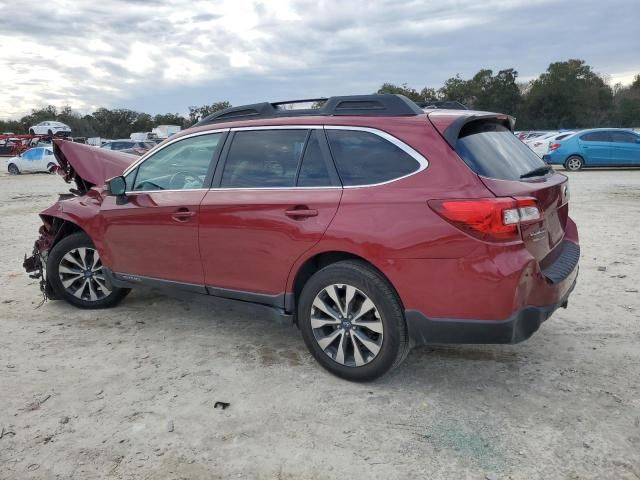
28,121,71,137
6,146,58,174
526,131,575,157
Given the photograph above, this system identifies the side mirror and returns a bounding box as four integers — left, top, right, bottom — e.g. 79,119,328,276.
106,175,127,196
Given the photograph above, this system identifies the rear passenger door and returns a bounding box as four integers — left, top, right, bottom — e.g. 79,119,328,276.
578,131,612,165
198,128,342,305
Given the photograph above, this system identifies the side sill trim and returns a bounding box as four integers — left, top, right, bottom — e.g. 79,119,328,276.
206,285,285,309
104,268,294,324
110,271,207,294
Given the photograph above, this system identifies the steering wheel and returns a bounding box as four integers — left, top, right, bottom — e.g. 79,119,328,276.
169,171,199,189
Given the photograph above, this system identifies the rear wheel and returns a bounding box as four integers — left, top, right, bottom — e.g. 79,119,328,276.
565,156,583,171
8,163,19,175
47,232,130,309
47,129,53,137
29,128,35,135
46,162,56,173
298,260,409,381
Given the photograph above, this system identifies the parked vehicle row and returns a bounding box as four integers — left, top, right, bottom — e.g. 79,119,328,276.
543,128,640,170
23,95,579,381
101,139,157,156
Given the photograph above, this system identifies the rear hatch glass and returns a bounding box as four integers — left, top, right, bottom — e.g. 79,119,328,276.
454,120,569,264
455,122,547,180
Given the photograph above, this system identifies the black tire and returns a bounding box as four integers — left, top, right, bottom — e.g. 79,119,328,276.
47,129,53,137
46,162,56,173
298,260,409,381
564,155,583,171
29,128,35,135
47,232,130,309
8,163,19,175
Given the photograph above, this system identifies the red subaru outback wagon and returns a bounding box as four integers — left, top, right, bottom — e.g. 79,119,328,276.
24,95,579,381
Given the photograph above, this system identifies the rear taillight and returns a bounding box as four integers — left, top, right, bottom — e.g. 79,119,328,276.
428,197,542,242
549,143,561,152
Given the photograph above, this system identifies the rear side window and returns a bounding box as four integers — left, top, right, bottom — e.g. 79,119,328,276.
326,129,420,186
455,122,545,181
581,131,611,142
297,131,332,187
221,130,308,188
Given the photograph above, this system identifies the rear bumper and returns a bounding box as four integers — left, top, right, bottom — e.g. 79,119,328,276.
406,273,577,346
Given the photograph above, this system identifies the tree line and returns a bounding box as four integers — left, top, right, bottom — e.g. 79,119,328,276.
1,59,639,138
378,59,640,130
0,102,231,139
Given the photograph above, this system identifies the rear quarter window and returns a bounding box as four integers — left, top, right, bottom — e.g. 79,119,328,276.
326,129,420,186
455,122,546,181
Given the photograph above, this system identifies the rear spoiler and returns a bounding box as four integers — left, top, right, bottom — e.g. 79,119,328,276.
428,112,515,149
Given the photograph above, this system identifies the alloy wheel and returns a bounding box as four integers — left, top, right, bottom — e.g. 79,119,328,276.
58,247,111,301
310,284,384,367
566,157,582,171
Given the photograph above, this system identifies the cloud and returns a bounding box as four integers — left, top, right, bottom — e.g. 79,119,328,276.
0,0,638,119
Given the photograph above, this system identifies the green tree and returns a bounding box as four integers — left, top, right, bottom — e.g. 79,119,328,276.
376,83,438,103
91,108,140,139
613,74,640,127
153,113,188,128
522,59,614,129
188,101,232,125
438,69,522,115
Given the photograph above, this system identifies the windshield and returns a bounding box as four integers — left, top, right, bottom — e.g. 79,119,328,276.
455,122,546,180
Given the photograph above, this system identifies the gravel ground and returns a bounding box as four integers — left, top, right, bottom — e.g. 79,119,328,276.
0,169,639,480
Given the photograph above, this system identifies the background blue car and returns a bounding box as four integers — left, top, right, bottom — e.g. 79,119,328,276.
543,128,640,170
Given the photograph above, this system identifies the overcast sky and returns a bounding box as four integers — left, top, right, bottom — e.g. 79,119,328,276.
1,0,639,119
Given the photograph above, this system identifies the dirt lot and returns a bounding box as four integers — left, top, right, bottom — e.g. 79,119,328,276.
0,169,639,480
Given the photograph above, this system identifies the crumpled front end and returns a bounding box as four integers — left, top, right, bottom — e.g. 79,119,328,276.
23,217,59,300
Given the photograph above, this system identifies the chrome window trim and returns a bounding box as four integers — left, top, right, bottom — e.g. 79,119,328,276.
122,124,428,193
323,125,428,188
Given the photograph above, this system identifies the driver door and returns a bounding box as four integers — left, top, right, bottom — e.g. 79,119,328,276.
98,132,227,286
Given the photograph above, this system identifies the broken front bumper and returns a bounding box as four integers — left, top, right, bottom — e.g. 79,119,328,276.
23,225,58,300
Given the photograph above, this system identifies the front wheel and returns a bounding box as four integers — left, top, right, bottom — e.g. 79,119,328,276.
29,128,35,135
47,232,130,309
565,156,583,171
298,260,409,381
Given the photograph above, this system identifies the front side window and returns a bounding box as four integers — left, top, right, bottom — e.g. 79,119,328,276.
326,129,420,186
130,133,223,191
610,131,639,144
581,131,611,142
221,130,308,188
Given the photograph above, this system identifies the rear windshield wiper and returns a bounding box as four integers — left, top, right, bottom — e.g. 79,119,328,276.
520,165,553,179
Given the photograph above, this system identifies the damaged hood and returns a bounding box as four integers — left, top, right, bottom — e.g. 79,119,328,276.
53,139,137,192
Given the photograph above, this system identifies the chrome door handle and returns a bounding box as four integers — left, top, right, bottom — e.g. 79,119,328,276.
285,207,318,219
171,209,196,222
